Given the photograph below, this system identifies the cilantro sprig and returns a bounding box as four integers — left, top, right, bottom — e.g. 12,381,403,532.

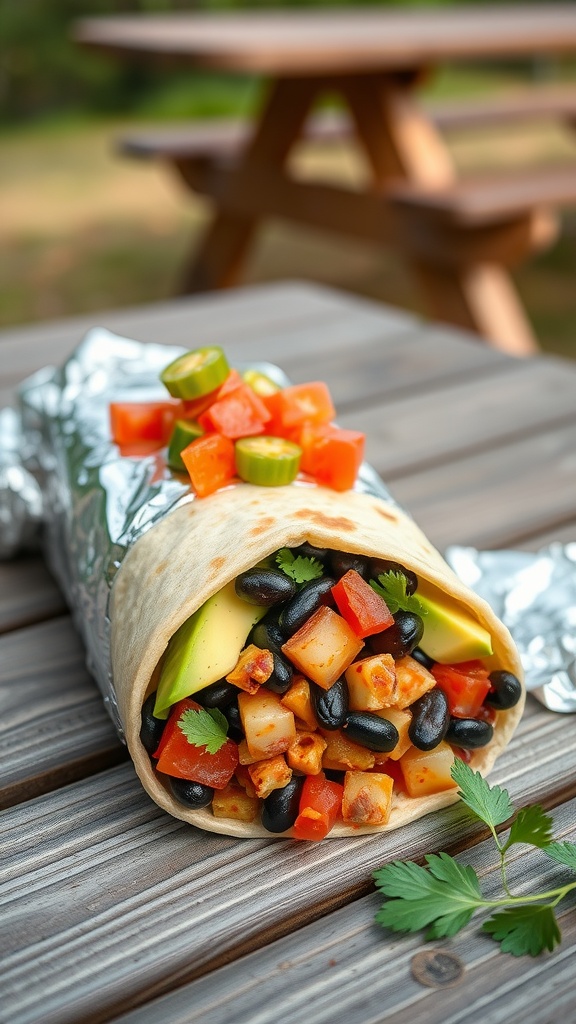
178,707,229,754
370,570,427,617
374,760,576,956
276,547,324,585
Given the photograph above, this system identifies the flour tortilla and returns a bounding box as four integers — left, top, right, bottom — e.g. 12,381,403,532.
110,482,524,838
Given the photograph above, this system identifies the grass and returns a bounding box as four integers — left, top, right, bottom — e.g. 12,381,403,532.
2,64,576,358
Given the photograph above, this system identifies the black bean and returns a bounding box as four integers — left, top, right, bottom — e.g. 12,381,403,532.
261,776,305,833
296,542,330,565
250,611,285,655
140,692,165,756
195,679,237,708
370,611,424,659
278,576,335,637
223,701,243,740
343,711,399,752
446,717,494,749
264,653,293,694
235,567,297,606
410,647,436,670
370,559,418,595
168,777,214,809
486,671,523,710
330,551,371,580
323,769,346,784
409,689,449,751
310,677,349,730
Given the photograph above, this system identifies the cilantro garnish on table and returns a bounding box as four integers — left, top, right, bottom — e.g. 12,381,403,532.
370,570,427,616
276,547,324,584
178,707,229,754
373,759,576,956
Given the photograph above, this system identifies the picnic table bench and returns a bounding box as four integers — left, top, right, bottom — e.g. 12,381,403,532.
2,281,576,1023
75,4,576,356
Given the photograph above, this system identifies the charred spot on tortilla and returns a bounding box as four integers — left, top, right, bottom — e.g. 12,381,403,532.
250,518,276,535
375,508,398,523
154,561,169,576
294,509,356,532
210,556,227,573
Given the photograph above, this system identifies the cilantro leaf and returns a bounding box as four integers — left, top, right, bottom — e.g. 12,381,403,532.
451,759,514,829
178,707,229,754
373,854,482,938
543,841,576,871
506,805,554,850
483,905,561,956
276,547,324,584
369,571,427,616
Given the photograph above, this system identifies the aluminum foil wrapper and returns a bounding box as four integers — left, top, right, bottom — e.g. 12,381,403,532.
446,545,576,713
1,328,574,731
1,328,397,738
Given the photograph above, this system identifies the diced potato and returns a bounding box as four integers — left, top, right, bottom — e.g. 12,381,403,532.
235,764,257,797
280,674,318,730
281,606,364,690
238,690,296,760
286,731,327,775
342,772,394,826
237,738,261,765
400,741,458,797
248,755,293,799
226,644,274,693
345,653,396,710
212,783,259,822
375,707,412,760
393,655,436,709
322,729,375,771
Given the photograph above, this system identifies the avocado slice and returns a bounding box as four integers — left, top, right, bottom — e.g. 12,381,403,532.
153,580,267,717
417,592,493,663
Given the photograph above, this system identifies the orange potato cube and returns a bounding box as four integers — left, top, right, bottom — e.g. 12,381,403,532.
238,690,296,760
281,606,363,690
212,783,259,822
345,653,396,710
321,729,375,771
400,741,458,797
342,771,394,826
234,765,257,797
248,755,293,799
280,674,318,730
375,707,412,760
226,644,274,693
393,655,436,709
286,731,327,775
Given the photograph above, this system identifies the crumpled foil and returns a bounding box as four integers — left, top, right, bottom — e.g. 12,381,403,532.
0,328,574,733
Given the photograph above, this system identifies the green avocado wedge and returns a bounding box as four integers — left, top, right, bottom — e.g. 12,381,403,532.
153,580,267,718
417,591,493,663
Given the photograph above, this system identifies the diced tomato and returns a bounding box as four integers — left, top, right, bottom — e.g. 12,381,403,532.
292,771,343,841
110,399,181,446
276,382,336,431
331,569,394,638
154,698,239,789
180,369,243,422
181,433,236,497
372,757,408,794
299,424,365,491
198,382,272,439
431,660,491,719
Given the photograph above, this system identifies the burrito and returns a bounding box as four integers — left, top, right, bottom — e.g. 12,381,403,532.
107,347,524,841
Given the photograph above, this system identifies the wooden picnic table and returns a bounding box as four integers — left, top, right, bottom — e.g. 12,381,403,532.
74,4,576,357
2,281,576,1024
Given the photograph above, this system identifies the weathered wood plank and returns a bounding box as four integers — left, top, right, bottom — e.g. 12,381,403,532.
0,555,66,634
2,696,575,1024
388,420,576,551
109,799,576,1024
0,616,125,809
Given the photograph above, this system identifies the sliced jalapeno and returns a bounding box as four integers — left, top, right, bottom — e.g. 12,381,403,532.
242,369,281,397
235,436,301,486
167,419,204,471
161,346,229,400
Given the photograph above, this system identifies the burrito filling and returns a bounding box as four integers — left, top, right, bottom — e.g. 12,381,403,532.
139,546,521,841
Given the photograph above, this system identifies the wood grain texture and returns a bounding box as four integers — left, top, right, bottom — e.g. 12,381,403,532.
0,555,66,633
2,697,576,1024
0,616,125,808
108,799,576,1024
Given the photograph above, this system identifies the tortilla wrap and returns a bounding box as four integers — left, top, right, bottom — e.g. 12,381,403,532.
110,481,524,838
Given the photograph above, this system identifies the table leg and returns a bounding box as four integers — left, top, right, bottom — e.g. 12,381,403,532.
177,77,320,294
338,73,540,354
